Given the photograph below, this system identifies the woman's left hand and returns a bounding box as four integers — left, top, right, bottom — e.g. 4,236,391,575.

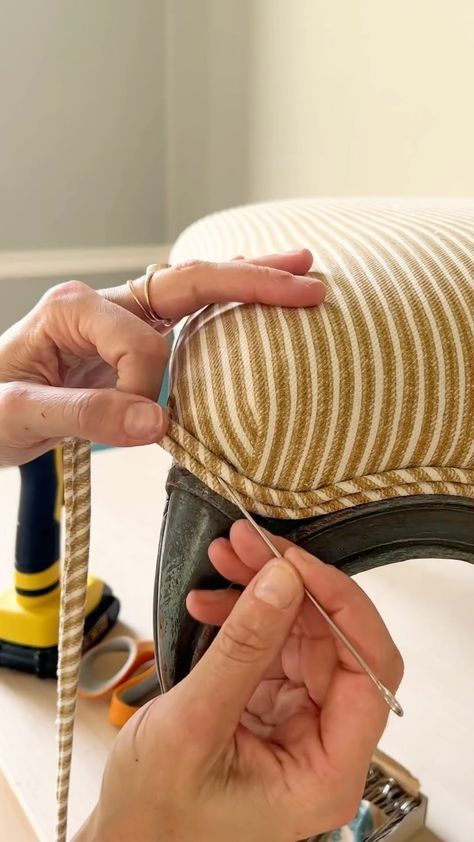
0,250,323,466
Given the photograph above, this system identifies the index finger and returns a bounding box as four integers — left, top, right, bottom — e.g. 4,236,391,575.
87,298,170,401
44,283,170,401
232,248,315,275
103,257,326,322
149,259,326,317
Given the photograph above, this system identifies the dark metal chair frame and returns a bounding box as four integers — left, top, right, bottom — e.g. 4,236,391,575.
154,464,474,690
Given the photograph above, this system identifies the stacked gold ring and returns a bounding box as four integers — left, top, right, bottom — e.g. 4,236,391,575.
127,263,176,334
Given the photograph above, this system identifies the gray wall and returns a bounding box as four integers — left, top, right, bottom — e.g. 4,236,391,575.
4,0,471,254
0,0,167,251
163,0,253,237
0,0,251,259
1,0,472,333
0,271,129,333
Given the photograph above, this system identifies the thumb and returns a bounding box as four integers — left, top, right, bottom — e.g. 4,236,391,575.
2,382,168,447
181,559,304,748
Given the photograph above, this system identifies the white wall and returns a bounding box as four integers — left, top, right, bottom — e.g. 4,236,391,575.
245,0,474,200
163,0,474,233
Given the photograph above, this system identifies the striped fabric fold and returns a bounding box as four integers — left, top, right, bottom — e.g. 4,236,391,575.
161,199,474,519
55,438,91,842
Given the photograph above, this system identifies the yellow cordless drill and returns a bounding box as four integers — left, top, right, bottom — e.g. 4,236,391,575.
0,448,119,678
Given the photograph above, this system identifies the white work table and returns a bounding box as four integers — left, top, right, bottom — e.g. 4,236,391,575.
0,446,473,841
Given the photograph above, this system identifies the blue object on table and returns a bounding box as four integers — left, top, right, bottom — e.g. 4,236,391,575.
318,801,375,841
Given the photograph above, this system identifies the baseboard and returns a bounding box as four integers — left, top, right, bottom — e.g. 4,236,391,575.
0,244,171,281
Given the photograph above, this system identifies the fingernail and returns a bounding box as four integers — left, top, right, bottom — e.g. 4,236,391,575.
254,560,302,609
302,278,327,300
304,274,326,286
284,546,325,567
124,403,163,439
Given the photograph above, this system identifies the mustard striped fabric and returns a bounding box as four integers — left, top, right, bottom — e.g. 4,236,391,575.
56,438,91,842
161,199,474,519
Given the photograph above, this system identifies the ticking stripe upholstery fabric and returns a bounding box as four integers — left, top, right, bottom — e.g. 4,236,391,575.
161,199,474,518
56,438,91,842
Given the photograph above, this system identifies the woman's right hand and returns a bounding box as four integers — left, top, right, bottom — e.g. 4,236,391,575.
185,522,405,838
80,522,403,842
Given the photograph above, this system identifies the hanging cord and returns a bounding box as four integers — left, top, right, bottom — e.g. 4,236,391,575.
55,438,91,841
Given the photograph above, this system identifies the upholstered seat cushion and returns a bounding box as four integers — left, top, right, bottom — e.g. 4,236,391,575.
160,199,473,519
